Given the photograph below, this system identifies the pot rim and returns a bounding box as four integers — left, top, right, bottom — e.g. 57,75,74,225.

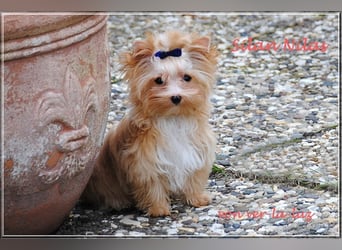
3,14,108,61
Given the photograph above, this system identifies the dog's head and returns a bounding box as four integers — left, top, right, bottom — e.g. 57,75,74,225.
120,31,218,118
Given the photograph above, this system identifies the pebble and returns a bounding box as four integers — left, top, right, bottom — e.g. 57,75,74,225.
179,227,196,234
273,189,285,199
295,59,306,66
120,216,142,228
326,197,338,204
274,220,287,226
167,228,178,235
136,217,149,222
316,228,327,234
293,218,305,225
210,223,225,235
128,231,146,236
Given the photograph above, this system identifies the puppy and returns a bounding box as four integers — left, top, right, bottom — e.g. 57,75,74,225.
83,31,218,216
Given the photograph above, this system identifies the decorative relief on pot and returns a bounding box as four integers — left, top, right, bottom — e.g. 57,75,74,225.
36,65,99,184
4,14,110,235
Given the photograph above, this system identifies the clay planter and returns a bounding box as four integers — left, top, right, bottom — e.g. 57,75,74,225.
3,14,110,235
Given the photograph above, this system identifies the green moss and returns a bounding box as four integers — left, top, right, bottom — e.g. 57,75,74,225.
212,164,225,174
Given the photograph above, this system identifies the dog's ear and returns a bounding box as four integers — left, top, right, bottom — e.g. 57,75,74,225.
119,39,153,70
191,36,211,52
189,35,218,65
132,40,151,57
132,34,154,59
119,50,133,73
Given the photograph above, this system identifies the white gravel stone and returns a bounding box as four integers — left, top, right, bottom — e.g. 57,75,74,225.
120,216,142,228
128,231,146,236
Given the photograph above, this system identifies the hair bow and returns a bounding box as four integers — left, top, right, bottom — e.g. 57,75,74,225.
154,48,182,59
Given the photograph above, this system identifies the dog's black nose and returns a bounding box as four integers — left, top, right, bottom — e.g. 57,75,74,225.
171,95,182,105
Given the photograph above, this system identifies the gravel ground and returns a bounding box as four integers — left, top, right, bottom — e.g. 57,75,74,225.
56,13,339,237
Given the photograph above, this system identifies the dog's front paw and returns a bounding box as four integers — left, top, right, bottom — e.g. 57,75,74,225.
187,193,211,207
147,203,171,217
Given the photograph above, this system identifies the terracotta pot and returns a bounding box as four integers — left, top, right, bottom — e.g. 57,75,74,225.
3,14,110,235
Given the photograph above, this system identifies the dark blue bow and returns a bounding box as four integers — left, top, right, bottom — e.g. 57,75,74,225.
154,48,182,59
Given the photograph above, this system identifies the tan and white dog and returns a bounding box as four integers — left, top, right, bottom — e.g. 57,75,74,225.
83,31,218,216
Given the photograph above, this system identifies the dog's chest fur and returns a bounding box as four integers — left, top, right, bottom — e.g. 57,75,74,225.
154,117,206,192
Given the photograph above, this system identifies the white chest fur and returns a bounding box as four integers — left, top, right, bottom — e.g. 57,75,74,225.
154,117,206,192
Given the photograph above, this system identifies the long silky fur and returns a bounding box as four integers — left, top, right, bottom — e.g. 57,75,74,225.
82,31,218,216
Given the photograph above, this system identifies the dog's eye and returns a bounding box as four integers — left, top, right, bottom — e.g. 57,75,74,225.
155,77,164,85
183,74,192,82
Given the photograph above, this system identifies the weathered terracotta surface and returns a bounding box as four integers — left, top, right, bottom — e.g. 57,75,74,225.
3,14,110,235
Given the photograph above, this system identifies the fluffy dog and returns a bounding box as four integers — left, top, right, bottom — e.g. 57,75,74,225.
83,31,218,216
